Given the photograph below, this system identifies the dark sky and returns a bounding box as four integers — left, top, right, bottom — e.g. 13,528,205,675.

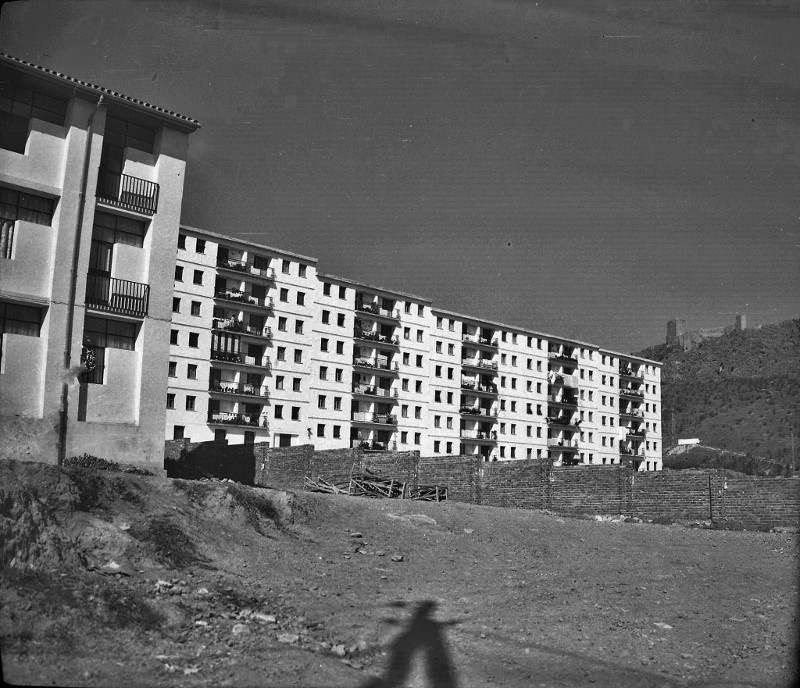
3,0,798,352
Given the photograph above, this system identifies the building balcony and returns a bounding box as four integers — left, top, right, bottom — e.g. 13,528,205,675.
459,406,497,418
547,373,579,388
620,447,644,458
96,169,159,215
546,416,580,430
353,357,399,373
619,409,644,420
212,318,272,341
85,274,150,317
626,430,647,440
461,333,498,348
461,358,498,371
618,365,643,381
207,412,268,428
460,381,498,395
620,388,644,399
209,380,269,399
352,384,398,399
548,440,579,451
351,439,396,451
214,289,274,310
355,303,400,320
216,258,276,281
547,395,578,408
354,330,400,346
548,351,578,365
459,430,497,442
351,412,398,426
210,349,271,370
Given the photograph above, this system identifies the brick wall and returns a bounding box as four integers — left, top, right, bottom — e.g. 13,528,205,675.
166,440,800,530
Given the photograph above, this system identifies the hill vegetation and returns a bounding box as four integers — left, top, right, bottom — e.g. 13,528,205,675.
636,319,799,475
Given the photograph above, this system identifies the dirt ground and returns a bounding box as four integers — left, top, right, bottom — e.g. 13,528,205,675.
1,459,797,688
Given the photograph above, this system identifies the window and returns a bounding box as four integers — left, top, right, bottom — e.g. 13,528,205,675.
174,266,183,281
337,313,345,327
414,406,421,420
177,234,186,249
418,305,424,316
291,407,300,420
434,441,441,453
404,302,412,314
510,447,516,458
278,317,287,332
527,403,532,414
321,310,330,324
512,334,517,345
447,319,454,331
537,382,542,394
500,446,505,458
277,346,286,361
320,338,329,352
84,316,136,351
436,317,443,329
537,404,542,415
168,361,177,377
172,297,181,313
279,288,288,302
512,356,517,367
500,423,506,434
173,426,185,440
319,366,327,380
297,292,305,306
434,415,441,428
166,393,175,409
195,239,205,254
401,431,408,444
282,259,290,274
416,329,423,342
448,343,455,356
295,320,304,334
537,427,542,438
335,368,343,382
500,376,506,388
191,301,201,317
435,365,442,378
446,392,453,404
336,341,344,355
414,432,421,445
403,353,410,366
299,264,307,277
501,332,507,342
537,361,542,372
401,378,409,392
404,327,411,340
416,355,423,367
323,283,331,296
446,417,453,429
0,185,55,227
317,424,325,437
501,354,506,365
446,442,452,454
318,395,326,409
339,286,346,299
333,425,341,439
292,378,301,392
193,270,203,285
511,378,517,389
401,405,408,418
294,349,303,363
511,401,516,412
447,368,454,380
275,376,284,390
188,332,199,348
334,397,342,410
185,396,196,411
0,83,67,152
187,364,197,379
526,426,532,437
274,405,283,419
415,380,423,394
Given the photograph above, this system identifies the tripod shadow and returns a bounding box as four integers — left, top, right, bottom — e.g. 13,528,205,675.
361,600,459,688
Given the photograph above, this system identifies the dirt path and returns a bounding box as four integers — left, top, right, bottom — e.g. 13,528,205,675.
1,460,797,687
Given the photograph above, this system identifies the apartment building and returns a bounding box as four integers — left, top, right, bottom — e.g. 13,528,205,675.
0,54,198,470
166,226,663,470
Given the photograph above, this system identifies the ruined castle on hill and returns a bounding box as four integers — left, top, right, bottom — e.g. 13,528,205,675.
666,314,752,351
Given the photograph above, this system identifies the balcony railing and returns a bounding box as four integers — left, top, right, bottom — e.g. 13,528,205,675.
214,290,274,309
548,440,579,450
209,380,269,398
85,274,150,317
548,351,578,364
353,357,398,371
459,430,498,441
207,412,268,428
618,366,643,379
351,412,398,425
212,318,273,340
461,334,498,347
461,358,498,371
460,381,498,394
620,388,644,398
352,439,394,451
548,395,578,406
548,373,579,387
354,330,400,345
216,258,276,280
626,430,647,439
353,385,397,398
210,349,271,369
546,416,580,428
96,169,159,214
355,303,400,320
620,447,644,457
459,406,496,417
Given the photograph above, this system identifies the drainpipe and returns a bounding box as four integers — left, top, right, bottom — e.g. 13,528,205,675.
57,96,105,466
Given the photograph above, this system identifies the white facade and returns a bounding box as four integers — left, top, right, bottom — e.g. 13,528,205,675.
166,226,663,470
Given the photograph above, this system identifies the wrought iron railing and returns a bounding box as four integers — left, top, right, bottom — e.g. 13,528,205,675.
210,349,271,369
216,258,276,280
209,380,269,398
207,412,268,427
351,412,398,425
355,303,400,320
214,290,274,309
85,274,149,317
353,385,397,398
212,318,272,339
96,169,159,214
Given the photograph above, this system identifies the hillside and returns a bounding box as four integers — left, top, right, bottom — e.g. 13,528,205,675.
1,459,797,687
636,319,800,473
